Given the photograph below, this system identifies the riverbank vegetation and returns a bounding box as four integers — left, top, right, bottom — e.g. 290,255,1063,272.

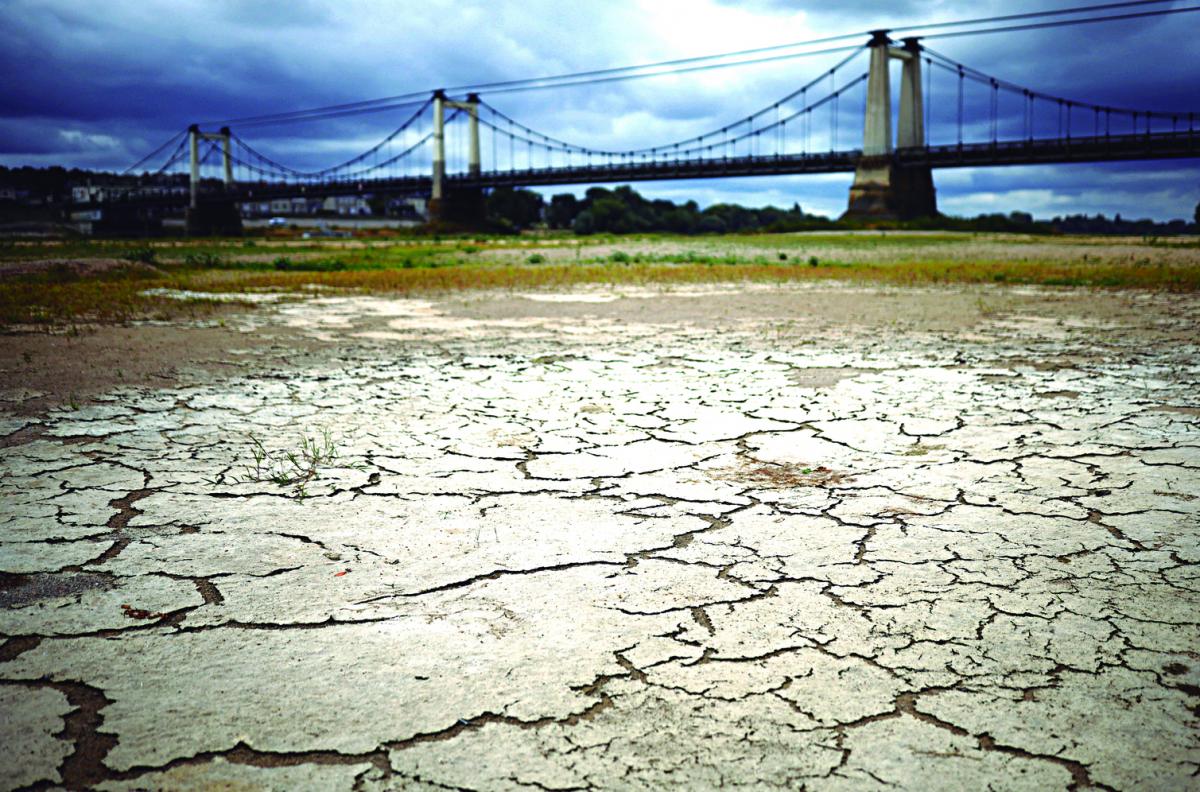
3,230,1198,325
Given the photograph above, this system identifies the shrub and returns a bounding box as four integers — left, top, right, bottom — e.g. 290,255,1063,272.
123,247,156,264
182,252,223,267
273,257,345,272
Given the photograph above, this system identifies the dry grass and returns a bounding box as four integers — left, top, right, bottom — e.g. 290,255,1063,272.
0,274,236,325
175,257,1200,300
720,462,854,488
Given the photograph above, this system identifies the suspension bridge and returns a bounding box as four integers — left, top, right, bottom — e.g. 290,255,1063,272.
107,3,1200,232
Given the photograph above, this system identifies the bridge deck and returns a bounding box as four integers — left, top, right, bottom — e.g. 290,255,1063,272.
111,131,1200,207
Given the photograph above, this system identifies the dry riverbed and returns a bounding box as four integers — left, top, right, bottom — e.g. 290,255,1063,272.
1,281,1198,790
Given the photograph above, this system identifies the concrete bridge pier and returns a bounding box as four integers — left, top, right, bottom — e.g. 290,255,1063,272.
186,124,243,236
844,33,937,220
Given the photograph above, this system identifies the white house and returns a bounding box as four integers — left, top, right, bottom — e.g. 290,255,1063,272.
322,195,372,216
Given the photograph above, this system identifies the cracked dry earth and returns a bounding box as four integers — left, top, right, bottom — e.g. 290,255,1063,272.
1,283,1199,791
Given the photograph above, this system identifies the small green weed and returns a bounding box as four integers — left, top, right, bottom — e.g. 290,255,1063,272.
235,429,342,500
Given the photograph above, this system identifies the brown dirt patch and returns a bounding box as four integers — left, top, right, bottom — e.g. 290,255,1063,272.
0,319,318,415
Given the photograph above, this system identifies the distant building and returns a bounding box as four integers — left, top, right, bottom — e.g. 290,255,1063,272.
239,200,272,217
71,183,131,203
252,197,322,216
68,205,161,236
387,196,428,221
322,195,371,216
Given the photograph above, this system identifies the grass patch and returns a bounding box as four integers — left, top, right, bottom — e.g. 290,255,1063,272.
178,257,1200,295
2,231,1198,325
0,273,220,324
272,256,346,272
231,429,342,500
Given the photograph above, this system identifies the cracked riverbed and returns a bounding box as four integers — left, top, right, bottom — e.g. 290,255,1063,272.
1,282,1198,790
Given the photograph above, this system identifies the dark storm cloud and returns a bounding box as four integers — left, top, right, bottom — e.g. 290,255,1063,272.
1,0,1196,219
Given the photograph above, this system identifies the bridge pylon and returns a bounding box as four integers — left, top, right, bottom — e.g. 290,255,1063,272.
185,124,242,236
429,90,485,226
844,33,937,220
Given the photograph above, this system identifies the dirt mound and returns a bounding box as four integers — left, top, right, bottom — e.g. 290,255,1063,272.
0,258,165,280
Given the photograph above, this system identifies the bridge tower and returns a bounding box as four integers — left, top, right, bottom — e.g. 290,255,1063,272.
844,33,937,219
430,90,485,225
185,125,243,236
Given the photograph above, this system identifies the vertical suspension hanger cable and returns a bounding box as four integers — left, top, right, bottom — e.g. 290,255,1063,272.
775,104,780,156
957,65,964,147
801,87,808,154
990,78,998,144
831,90,838,151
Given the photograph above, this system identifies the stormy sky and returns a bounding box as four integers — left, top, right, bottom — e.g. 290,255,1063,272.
1,0,1197,220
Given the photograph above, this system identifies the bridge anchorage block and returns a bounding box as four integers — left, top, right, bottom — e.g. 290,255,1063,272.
844,159,937,221
185,200,244,237
428,187,487,231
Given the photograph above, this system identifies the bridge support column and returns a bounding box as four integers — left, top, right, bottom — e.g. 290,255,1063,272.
844,33,937,220
466,93,481,178
220,126,233,187
862,30,892,157
431,90,446,205
896,38,924,149
188,124,200,210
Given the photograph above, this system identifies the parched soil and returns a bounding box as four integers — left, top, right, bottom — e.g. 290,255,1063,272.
1,279,1198,790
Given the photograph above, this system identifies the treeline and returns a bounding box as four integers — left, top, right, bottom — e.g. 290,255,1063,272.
0,165,182,201
1046,212,1197,236
484,184,1200,236
487,185,827,234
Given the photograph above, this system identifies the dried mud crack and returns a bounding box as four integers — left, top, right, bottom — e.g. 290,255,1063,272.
1,282,1198,790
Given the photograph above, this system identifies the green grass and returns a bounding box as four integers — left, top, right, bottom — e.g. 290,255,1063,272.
231,429,343,500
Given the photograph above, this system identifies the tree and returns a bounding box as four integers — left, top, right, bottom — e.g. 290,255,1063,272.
572,210,596,235
589,196,637,233
546,194,580,229
1194,201,1199,226
486,187,543,229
